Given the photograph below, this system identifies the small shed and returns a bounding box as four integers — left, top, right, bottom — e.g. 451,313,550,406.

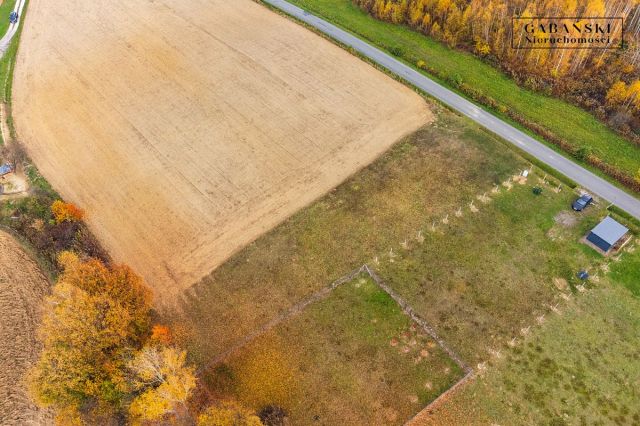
586,216,629,253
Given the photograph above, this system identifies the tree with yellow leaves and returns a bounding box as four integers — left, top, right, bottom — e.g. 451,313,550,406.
29,252,152,418
474,37,490,56
625,80,640,109
51,200,84,223
128,346,197,423
606,81,629,108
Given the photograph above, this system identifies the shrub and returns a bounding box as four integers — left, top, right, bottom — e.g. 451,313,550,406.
150,325,173,345
388,46,404,56
51,200,84,223
574,146,593,161
452,73,463,87
258,405,288,426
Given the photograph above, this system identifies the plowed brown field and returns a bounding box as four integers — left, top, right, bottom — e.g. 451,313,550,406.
0,231,52,424
13,0,430,303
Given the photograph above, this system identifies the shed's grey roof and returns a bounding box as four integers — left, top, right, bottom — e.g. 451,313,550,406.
590,216,629,245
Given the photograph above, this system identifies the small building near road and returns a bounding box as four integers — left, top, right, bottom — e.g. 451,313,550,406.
586,216,629,253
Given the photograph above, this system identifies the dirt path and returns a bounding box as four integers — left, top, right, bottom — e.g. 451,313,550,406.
0,231,52,425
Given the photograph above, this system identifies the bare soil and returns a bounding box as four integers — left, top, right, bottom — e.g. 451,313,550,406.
0,231,52,424
0,171,28,196
554,211,577,228
13,0,430,303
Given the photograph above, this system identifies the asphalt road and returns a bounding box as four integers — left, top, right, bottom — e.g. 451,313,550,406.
0,0,26,55
264,0,640,220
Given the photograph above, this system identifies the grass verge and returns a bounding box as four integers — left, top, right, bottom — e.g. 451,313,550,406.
2,0,27,141
0,0,17,42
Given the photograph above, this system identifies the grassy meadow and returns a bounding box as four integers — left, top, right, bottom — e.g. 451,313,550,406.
375,179,608,364
204,275,464,425
425,282,640,425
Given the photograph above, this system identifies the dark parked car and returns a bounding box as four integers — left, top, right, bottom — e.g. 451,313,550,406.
572,194,593,211
9,11,18,24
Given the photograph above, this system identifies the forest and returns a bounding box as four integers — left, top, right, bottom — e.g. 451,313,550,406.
353,0,640,146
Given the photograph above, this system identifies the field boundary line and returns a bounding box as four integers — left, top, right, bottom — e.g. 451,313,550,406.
364,265,472,375
362,266,474,425
405,370,475,425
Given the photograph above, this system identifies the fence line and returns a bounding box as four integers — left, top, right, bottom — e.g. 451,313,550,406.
405,370,475,425
364,265,472,375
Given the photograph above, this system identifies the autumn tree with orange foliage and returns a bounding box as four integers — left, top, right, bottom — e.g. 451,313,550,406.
29,252,152,421
51,200,85,223
150,324,173,345
30,253,255,424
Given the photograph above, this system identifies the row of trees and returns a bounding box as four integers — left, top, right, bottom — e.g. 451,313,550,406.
353,0,640,136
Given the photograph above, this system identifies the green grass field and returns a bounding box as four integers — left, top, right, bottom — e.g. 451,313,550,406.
204,275,464,424
374,181,606,364
282,0,640,183
428,283,640,425
609,245,640,297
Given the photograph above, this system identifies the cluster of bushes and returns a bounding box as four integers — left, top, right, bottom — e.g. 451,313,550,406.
0,143,108,272
1,192,108,273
